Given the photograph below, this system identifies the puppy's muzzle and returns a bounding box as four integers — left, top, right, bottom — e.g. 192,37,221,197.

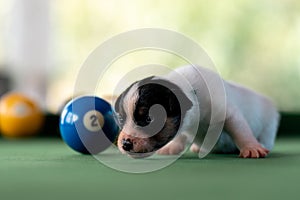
117,131,156,158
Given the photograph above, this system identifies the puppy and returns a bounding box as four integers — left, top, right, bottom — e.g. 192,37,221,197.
114,65,280,158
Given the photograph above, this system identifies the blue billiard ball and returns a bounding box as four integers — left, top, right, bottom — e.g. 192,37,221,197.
59,96,119,154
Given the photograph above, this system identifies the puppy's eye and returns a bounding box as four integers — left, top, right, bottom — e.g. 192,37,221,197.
146,115,152,123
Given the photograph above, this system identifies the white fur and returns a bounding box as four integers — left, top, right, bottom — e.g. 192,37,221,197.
121,84,142,137
157,65,280,158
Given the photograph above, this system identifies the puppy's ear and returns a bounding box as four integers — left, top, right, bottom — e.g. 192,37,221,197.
164,79,193,115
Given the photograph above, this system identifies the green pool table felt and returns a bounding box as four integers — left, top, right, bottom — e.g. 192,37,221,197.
0,137,300,200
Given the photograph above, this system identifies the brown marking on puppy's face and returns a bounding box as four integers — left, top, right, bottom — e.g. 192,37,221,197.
114,77,192,158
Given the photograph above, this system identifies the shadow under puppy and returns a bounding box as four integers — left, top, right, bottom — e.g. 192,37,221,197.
114,65,280,159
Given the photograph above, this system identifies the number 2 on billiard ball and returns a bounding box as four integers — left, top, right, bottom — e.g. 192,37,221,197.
83,110,104,132
90,114,99,127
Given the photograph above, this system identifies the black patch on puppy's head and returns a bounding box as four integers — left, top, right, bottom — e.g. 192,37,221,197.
114,76,192,131
133,77,192,129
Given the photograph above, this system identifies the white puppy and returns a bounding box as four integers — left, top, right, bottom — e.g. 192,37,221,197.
114,65,280,158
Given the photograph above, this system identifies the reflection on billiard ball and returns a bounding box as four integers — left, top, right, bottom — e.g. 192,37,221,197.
0,92,44,138
59,96,119,154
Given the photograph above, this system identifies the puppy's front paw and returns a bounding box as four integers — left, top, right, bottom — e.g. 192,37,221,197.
239,143,269,158
189,143,200,153
156,141,185,155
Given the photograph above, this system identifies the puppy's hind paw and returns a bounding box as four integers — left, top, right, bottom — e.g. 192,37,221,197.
239,144,269,158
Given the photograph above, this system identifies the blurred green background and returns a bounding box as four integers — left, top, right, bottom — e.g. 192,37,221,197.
0,0,299,112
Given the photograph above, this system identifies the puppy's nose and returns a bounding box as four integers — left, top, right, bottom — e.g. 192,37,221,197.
122,138,133,151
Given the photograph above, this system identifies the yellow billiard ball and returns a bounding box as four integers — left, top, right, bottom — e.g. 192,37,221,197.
0,92,44,138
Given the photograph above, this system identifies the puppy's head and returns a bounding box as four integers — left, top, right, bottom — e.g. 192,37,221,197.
114,76,192,158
